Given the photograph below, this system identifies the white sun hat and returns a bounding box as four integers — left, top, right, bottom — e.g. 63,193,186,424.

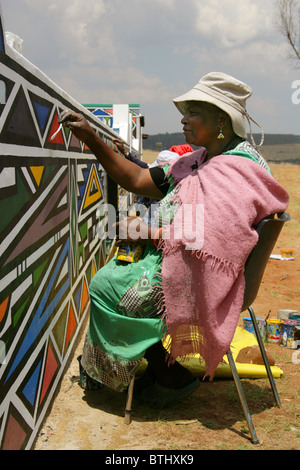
173,72,264,147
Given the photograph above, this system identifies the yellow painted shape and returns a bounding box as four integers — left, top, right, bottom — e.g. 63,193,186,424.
83,166,102,209
30,166,44,187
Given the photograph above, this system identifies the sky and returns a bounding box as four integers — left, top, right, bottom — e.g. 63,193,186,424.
1,0,300,136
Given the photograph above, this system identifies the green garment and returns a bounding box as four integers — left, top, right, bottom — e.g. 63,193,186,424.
81,183,177,392
224,140,272,174
89,245,164,361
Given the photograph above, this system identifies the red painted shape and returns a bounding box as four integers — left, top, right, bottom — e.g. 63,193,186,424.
65,304,77,348
48,114,64,144
39,343,58,404
2,414,27,450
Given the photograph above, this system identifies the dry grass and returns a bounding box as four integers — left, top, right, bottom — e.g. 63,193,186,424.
141,149,159,165
141,143,300,166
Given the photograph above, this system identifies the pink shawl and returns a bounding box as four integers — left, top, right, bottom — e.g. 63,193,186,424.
159,149,289,378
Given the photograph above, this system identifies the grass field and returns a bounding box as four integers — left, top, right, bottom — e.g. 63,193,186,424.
141,144,300,165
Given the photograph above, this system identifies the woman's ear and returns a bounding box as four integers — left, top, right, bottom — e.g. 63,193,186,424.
219,111,233,131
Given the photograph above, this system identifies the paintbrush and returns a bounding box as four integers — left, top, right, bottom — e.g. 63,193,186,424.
50,123,63,140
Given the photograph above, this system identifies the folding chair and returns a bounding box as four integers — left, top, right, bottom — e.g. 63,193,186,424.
125,212,290,444
226,211,290,444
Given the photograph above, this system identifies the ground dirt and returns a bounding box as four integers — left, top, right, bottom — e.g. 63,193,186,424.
34,162,300,451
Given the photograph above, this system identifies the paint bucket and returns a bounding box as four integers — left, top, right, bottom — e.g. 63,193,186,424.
243,317,266,339
280,249,294,259
277,309,298,320
267,319,283,343
280,320,300,349
257,318,267,340
288,314,300,321
116,243,144,263
243,317,254,334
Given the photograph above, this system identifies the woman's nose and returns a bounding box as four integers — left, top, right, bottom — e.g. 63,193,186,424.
181,114,188,124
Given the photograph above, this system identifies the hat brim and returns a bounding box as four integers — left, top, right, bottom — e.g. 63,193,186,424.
173,88,247,139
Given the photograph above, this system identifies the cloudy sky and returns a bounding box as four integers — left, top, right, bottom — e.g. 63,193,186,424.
1,0,299,136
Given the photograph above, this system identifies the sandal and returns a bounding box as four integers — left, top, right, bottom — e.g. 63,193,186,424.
137,377,200,409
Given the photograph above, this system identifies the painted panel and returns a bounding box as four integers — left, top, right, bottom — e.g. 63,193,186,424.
0,5,130,450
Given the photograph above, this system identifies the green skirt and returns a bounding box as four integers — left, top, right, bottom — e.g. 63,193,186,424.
81,244,165,392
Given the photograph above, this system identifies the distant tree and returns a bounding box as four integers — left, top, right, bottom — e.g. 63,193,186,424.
277,0,300,62
156,142,163,152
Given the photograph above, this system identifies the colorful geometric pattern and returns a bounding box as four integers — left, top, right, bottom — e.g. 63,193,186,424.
83,103,140,136
0,6,131,450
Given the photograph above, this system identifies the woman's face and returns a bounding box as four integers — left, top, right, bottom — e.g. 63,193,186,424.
181,101,223,147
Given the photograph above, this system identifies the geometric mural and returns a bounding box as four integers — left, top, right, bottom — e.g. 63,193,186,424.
0,3,135,449
83,103,141,137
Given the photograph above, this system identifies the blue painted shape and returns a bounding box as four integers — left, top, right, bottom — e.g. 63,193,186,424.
22,360,42,406
5,239,71,382
74,285,82,314
33,101,51,133
93,109,109,116
78,184,85,211
77,164,92,211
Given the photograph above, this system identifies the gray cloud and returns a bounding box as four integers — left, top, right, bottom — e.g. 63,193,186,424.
1,0,299,135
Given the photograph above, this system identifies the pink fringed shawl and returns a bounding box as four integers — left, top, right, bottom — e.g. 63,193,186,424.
159,149,289,378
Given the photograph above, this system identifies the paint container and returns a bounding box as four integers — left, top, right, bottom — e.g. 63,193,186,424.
116,243,144,263
257,318,267,340
280,320,300,349
277,309,298,320
243,317,254,334
267,319,283,343
288,314,300,321
243,317,266,339
280,249,294,259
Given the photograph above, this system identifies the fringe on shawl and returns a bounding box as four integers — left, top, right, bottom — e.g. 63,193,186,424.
157,237,243,277
154,239,244,379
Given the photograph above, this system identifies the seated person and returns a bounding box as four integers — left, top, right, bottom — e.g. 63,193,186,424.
60,72,288,408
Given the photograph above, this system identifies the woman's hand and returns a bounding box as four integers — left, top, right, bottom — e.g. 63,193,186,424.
58,112,165,200
115,217,154,245
58,111,95,144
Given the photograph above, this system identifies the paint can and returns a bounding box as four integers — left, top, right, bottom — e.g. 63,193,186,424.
277,309,298,320
116,243,144,263
280,249,294,259
243,317,254,334
243,317,266,339
267,319,283,343
288,313,300,321
257,318,267,340
280,320,300,349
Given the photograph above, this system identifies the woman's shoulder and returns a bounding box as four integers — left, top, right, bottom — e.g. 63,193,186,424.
224,140,271,174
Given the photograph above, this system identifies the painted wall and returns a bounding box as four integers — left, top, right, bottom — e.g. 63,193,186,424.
0,5,134,450
83,103,144,156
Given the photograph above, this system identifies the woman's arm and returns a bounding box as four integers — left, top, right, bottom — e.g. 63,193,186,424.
59,111,164,199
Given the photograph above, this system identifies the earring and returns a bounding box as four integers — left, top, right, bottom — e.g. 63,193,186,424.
217,128,224,140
